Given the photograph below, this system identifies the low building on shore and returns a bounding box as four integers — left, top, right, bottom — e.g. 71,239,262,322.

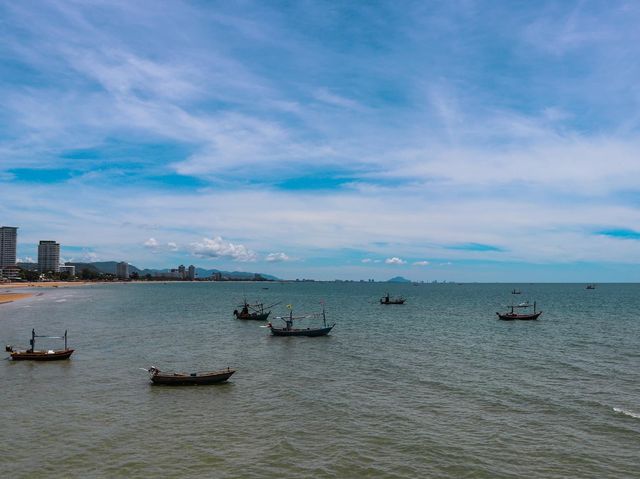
116,261,129,280
59,265,76,277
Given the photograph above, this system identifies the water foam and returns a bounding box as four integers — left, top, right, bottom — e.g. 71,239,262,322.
613,407,640,419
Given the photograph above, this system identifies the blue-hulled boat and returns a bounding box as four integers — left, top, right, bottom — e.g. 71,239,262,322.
267,306,335,337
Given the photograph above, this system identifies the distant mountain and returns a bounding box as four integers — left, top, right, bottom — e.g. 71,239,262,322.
387,276,411,283
63,261,278,280
17,262,38,271
66,261,143,275
195,267,279,281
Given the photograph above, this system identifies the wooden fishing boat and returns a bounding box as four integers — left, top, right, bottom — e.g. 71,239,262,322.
266,306,335,337
497,301,542,321
5,329,74,360
380,293,405,305
511,289,521,294
586,284,596,290
147,366,235,385
233,299,279,320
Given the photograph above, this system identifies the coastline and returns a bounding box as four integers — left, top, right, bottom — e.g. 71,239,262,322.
1,281,95,289
0,292,33,305
0,281,96,305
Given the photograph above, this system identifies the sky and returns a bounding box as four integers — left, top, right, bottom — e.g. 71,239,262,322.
2,0,640,281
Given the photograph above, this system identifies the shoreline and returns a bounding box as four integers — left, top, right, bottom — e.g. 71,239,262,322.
0,292,34,305
1,281,96,289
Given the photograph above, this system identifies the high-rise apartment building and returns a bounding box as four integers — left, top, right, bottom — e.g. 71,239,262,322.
0,226,18,267
38,240,60,273
187,265,196,280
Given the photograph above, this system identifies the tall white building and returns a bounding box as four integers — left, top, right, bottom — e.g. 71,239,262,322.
38,240,60,273
187,265,196,280
0,226,18,267
116,262,129,280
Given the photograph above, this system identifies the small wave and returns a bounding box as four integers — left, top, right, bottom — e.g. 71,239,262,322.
613,407,640,419
55,299,67,303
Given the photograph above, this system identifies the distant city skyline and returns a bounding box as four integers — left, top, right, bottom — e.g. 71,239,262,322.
2,2,640,281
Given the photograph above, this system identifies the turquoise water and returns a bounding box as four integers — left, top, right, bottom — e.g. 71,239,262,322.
1,282,639,478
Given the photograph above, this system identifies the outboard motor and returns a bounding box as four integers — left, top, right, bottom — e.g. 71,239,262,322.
5,345,13,352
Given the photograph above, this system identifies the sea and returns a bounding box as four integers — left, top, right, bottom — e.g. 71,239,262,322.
0,282,638,478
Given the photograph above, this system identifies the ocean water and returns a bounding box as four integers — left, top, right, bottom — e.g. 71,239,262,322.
0,282,638,478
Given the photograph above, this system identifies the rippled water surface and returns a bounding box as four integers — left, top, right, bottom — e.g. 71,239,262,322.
1,282,639,478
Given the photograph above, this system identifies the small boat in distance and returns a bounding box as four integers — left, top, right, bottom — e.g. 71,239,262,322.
511,289,521,294
5,329,74,360
233,299,280,320
267,305,335,337
497,302,542,321
146,366,235,385
586,284,596,290
380,293,405,305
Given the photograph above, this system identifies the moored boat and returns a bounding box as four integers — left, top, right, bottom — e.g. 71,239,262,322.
380,293,405,305
6,329,74,360
147,366,235,385
233,299,279,320
267,305,335,337
497,301,542,321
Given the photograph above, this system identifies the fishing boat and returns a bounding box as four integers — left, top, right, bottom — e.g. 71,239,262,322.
586,284,596,290
5,329,74,360
146,366,235,385
511,289,521,294
380,293,405,305
233,299,279,320
496,301,542,321
266,306,335,337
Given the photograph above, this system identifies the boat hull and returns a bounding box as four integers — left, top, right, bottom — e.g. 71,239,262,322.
235,312,270,321
380,300,405,305
10,349,74,360
270,325,334,337
496,312,542,321
150,369,235,385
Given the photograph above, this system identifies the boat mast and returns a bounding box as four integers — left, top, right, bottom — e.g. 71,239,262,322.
286,309,293,330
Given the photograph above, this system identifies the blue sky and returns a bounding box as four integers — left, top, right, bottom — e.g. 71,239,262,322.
2,0,640,281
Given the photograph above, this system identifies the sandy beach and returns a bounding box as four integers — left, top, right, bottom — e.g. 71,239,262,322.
1,281,94,289
0,292,33,304
0,282,95,305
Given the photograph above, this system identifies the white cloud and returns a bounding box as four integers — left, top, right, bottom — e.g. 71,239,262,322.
17,256,35,263
144,238,159,248
361,258,373,263
413,260,429,266
167,242,178,251
190,236,256,262
81,252,99,262
385,257,406,265
265,252,290,262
